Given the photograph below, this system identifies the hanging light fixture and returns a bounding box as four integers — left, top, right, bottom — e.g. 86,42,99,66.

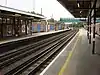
80,11,82,13
77,3,80,8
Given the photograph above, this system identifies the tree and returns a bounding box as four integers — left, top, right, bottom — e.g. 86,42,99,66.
47,18,55,22
72,22,83,27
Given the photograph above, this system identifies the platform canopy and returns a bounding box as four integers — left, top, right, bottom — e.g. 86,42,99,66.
0,5,45,19
57,0,100,18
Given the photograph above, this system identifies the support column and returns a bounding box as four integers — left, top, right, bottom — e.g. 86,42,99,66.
15,18,19,36
87,16,89,39
18,18,21,36
92,5,96,54
6,16,7,37
1,17,3,38
11,17,14,37
25,19,27,35
0,16,1,38
89,3,92,44
30,20,32,35
89,14,91,44
13,17,16,36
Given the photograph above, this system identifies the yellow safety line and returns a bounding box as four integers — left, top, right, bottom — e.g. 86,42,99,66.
58,33,81,75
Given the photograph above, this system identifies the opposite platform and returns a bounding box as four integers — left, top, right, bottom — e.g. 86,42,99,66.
0,29,69,45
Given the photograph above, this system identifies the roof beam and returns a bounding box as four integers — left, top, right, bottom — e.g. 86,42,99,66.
68,7,99,9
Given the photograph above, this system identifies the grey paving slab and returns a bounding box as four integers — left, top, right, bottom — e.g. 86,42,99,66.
63,29,100,75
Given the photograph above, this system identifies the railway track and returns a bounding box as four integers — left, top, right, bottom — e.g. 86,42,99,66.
0,29,78,75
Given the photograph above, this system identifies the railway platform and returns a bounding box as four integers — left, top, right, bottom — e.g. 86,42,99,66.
40,28,100,75
0,29,69,45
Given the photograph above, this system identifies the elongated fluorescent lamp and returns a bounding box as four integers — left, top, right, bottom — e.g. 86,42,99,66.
80,11,82,13
77,3,80,8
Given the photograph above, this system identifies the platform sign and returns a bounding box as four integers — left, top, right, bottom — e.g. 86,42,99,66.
50,25,54,30
37,24,41,32
60,18,81,23
7,25,12,36
32,24,34,31
33,23,37,32
22,25,25,33
58,24,62,30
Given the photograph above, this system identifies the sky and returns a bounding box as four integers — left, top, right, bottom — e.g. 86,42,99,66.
0,0,74,20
